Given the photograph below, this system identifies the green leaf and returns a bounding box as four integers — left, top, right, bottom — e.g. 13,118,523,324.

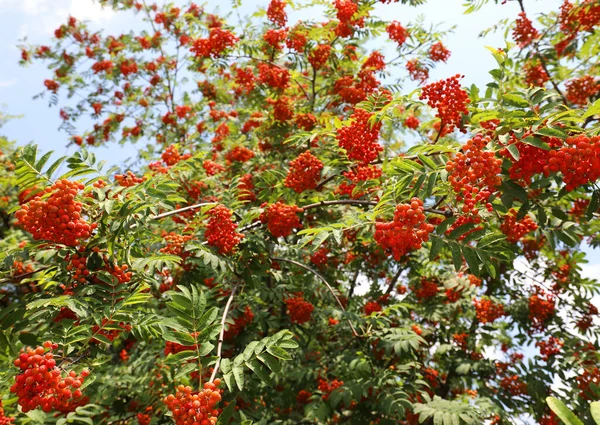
450,244,463,271
430,236,444,260
448,223,477,240
582,98,600,119
232,365,245,390
462,247,480,275
257,353,281,373
590,402,600,425
535,127,567,140
216,400,236,425
266,345,292,361
163,350,196,364
546,397,584,425
502,93,529,108
522,136,550,150
506,144,520,161
163,331,197,346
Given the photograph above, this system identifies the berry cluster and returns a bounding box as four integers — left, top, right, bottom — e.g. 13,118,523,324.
115,171,146,187
263,28,287,50
286,26,308,52
310,247,330,267
295,113,317,131
512,12,539,47
267,0,287,27
296,390,312,404
558,0,600,53
374,198,435,260
205,205,244,255
202,160,224,176
528,289,555,332
162,144,191,166
224,306,254,340
258,63,290,90
308,44,331,70
429,42,451,62
406,59,429,84
419,75,469,133
136,412,151,425
565,76,599,106
317,378,343,401
386,21,408,46
363,52,386,72
337,165,382,198
190,28,238,58
577,367,600,400
453,333,468,350
333,0,363,37
403,115,420,130
271,96,294,122
10,342,90,413
499,375,528,396
337,109,383,164
499,134,561,185
0,400,14,425
163,382,222,425
235,67,256,95
545,135,600,191
16,180,96,246
259,202,304,237
160,232,194,259
285,294,314,324
284,151,323,193
500,209,538,243
524,61,549,87
473,298,505,323
535,337,563,361
364,301,382,316
225,146,255,163
44,79,59,93
446,135,501,214
414,277,439,301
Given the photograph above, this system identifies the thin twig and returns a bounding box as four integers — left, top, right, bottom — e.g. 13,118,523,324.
152,202,217,220
347,269,360,303
302,199,377,210
315,174,338,190
0,266,51,285
272,257,359,337
209,282,240,383
384,267,403,296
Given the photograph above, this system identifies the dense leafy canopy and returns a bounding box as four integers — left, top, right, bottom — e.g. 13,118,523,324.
1,0,600,424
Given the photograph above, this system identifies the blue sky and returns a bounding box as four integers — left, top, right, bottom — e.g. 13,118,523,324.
0,0,597,276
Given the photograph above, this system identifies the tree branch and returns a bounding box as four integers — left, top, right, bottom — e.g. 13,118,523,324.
209,282,240,383
152,202,217,220
384,267,403,296
301,199,377,210
272,257,359,337
0,266,50,285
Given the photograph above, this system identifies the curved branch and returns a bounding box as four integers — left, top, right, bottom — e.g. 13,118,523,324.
272,257,359,337
301,199,377,210
385,267,404,296
152,202,217,220
0,266,50,285
209,282,240,383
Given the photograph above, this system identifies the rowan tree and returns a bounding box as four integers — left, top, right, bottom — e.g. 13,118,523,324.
1,0,600,424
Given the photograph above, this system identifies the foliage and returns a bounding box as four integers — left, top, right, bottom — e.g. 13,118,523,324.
1,0,600,424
